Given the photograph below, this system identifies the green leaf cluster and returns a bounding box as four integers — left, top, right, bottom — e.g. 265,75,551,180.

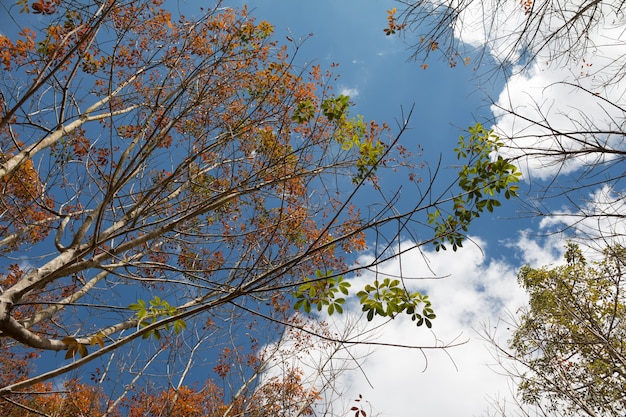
293,272,435,327
292,95,385,183
291,99,316,124
293,270,350,316
321,95,350,121
128,296,187,340
429,123,521,251
292,95,350,124
356,278,435,327
334,115,386,184
354,137,385,184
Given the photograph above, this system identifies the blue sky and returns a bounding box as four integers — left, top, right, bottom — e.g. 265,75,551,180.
228,0,491,126
228,0,531,243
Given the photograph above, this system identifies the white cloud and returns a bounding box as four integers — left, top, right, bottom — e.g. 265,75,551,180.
538,184,626,247
444,0,626,68
482,2,626,181
265,234,567,416
434,0,626,182
323,237,532,417
505,231,564,267
492,60,626,181
340,86,360,98
447,0,527,63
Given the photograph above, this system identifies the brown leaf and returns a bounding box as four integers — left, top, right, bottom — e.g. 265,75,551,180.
65,346,76,360
78,344,89,358
61,336,77,346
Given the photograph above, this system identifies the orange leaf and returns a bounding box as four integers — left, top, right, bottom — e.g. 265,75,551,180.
90,335,105,348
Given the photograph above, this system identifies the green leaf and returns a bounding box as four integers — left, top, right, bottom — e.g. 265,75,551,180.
432,122,521,251
294,299,305,310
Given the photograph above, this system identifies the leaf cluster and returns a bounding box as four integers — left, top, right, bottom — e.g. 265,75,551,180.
291,95,350,124
321,95,350,121
293,272,436,328
291,99,317,124
356,277,435,327
293,270,350,316
292,95,386,183
61,334,105,360
383,8,406,36
128,296,187,340
429,123,521,251
337,115,386,184
350,394,368,417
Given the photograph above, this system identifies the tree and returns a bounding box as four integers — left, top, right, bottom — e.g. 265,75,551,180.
395,0,625,72
0,0,520,414
386,2,626,415
0,302,364,416
391,0,626,243
484,243,626,417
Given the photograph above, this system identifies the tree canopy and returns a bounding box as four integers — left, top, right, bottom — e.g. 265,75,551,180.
0,0,521,415
486,244,626,416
